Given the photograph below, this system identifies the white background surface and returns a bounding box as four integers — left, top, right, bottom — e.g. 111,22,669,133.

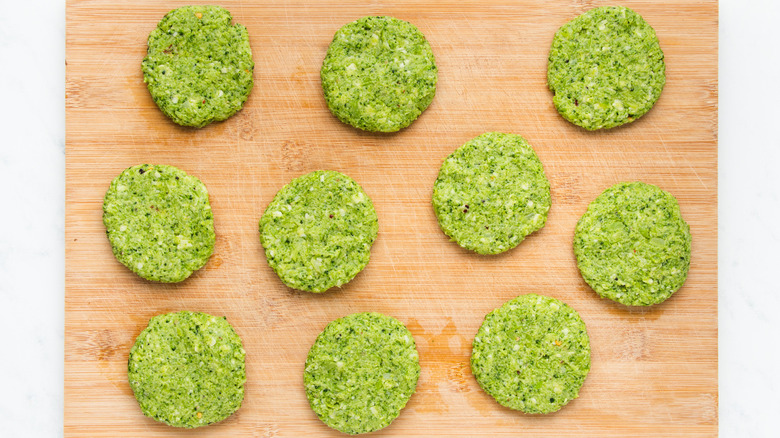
0,0,776,436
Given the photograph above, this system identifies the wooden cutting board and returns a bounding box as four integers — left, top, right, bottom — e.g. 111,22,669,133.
65,0,718,436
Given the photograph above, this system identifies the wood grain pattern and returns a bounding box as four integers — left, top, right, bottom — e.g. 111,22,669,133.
65,1,718,436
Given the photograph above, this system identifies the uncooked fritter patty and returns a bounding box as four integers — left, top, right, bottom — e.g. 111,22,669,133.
259,170,378,293
574,181,691,306
103,164,215,283
128,311,246,428
321,16,437,132
471,294,591,414
433,132,551,254
142,5,254,128
548,6,665,130
304,312,420,434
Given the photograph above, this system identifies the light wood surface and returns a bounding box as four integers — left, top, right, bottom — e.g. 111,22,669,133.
65,1,718,436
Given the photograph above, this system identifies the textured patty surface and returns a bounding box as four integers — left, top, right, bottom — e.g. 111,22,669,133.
128,311,246,428
321,16,437,132
548,6,665,130
433,132,551,254
574,181,691,306
260,170,378,293
142,5,254,128
304,312,420,434
471,294,591,414
103,164,215,283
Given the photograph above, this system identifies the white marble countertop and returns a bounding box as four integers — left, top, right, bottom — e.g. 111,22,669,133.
0,1,776,436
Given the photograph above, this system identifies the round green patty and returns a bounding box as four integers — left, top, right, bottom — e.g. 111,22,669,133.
471,294,591,414
304,312,420,434
547,6,665,130
433,132,551,254
103,164,215,283
128,311,246,428
142,5,254,128
259,170,378,293
321,16,438,132
574,181,691,306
